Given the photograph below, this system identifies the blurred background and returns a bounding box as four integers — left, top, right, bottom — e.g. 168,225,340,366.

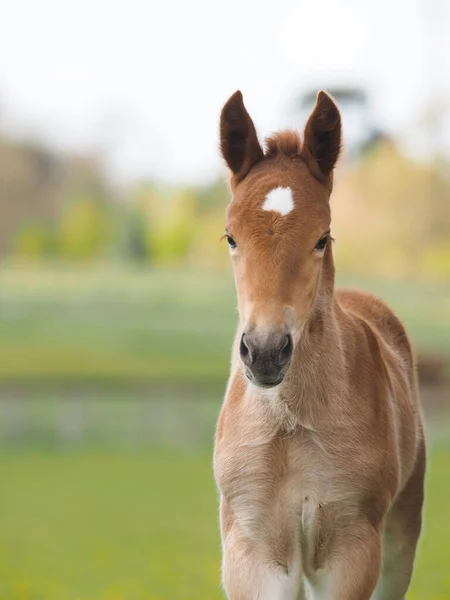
0,0,449,598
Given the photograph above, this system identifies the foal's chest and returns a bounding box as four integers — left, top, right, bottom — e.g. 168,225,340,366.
217,424,343,501
215,415,374,585
215,425,348,552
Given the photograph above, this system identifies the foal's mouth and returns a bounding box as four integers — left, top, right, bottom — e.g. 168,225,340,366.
244,366,287,389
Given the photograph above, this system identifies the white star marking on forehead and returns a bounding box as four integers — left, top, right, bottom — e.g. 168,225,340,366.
261,186,294,216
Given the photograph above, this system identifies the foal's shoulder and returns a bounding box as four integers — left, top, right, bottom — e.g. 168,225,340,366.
335,288,415,366
336,288,397,320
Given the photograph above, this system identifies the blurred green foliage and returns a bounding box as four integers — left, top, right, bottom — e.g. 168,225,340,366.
11,222,55,260
3,134,450,280
58,196,114,260
119,207,150,262
145,191,196,266
333,142,450,280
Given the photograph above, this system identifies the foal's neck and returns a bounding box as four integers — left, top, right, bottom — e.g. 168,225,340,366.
265,294,345,431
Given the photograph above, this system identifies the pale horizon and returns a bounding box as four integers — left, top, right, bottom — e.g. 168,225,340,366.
1,0,449,185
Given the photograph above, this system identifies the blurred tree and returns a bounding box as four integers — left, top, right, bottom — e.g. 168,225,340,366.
58,197,113,260
10,222,56,260
0,133,115,260
194,178,230,214
147,191,196,265
189,179,230,270
332,140,450,279
0,138,62,255
119,206,151,262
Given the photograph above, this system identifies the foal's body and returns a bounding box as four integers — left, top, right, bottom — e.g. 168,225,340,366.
213,91,425,599
215,291,424,599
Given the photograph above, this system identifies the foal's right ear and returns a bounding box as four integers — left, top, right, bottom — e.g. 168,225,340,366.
220,91,264,184
302,91,342,181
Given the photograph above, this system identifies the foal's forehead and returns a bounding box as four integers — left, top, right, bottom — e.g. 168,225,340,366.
227,158,330,230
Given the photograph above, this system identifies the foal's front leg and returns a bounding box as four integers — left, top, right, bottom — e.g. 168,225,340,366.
220,499,304,600
222,537,304,600
308,520,382,600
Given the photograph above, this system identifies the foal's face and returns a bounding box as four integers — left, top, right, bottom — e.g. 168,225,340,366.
220,91,341,388
226,162,332,386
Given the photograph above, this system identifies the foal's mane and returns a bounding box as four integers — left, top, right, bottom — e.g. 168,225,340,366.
264,130,303,159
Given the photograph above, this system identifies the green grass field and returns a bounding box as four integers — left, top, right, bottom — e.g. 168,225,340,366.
0,444,449,600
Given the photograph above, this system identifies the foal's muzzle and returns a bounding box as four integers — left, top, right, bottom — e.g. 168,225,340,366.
240,330,293,388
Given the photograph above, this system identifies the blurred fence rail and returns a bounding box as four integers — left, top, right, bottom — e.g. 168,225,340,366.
0,389,449,453
0,395,220,451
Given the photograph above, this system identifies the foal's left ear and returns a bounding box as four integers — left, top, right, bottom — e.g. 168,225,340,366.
302,91,342,181
220,91,264,184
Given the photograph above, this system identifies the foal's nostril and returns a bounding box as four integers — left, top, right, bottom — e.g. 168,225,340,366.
240,331,292,382
279,334,293,367
240,333,251,364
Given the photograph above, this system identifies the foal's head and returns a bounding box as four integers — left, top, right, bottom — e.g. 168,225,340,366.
220,91,342,389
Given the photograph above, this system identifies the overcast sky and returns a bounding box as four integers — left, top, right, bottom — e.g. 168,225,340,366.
0,0,448,184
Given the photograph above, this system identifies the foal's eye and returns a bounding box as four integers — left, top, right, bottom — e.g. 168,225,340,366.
226,235,237,249
314,234,329,252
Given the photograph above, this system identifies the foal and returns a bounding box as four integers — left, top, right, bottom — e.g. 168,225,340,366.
213,91,425,600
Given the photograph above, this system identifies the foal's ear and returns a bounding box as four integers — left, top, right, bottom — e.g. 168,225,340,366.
302,91,342,181
220,91,264,184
